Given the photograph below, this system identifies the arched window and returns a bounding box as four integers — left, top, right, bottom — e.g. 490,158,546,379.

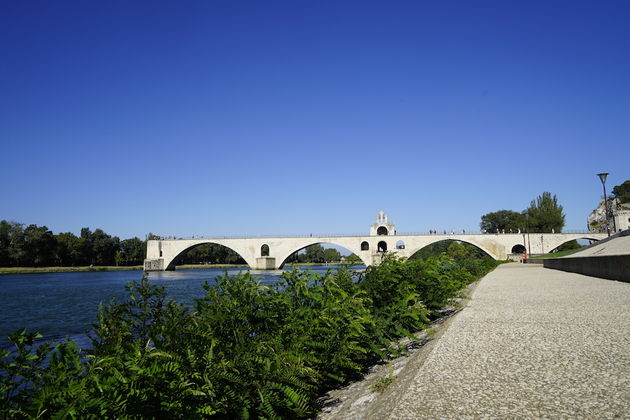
511,244,526,254
377,226,388,236
378,241,387,253
361,241,369,251
261,244,270,257
396,240,405,249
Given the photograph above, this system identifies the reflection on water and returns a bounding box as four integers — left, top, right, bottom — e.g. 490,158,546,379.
0,265,364,349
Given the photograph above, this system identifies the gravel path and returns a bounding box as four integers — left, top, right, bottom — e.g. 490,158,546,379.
372,263,630,419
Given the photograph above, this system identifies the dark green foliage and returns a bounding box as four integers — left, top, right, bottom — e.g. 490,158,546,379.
1,254,498,418
555,239,582,252
480,191,567,234
303,244,325,263
410,240,492,262
116,237,147,266
322,248,341,263
409,240,451,260
275,245,345,265
343,253,363,265
180,242,245,265
526,192,566,233
612,180,630,203
480,210,525,233
0,220,147,267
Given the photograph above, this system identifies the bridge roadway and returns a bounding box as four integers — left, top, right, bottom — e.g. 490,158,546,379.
143,231,606,271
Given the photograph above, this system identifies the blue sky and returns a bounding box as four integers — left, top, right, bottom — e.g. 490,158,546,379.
1,1,629,239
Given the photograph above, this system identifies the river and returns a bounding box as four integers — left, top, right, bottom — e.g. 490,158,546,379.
0,265,363,350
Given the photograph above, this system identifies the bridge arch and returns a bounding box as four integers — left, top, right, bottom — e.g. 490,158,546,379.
406,238,499,261
276,241,370,269
163,241,255,270
544,235,602,254
511,244,526,254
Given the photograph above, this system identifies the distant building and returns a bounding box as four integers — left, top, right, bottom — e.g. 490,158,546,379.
587,197,630,233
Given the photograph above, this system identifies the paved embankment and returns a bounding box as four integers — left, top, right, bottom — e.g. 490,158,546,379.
544,230,630,282
370,263,630,419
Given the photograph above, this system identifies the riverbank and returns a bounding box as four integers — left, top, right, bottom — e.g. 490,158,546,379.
0,265,144,274
177,262,360,269
175,264,248,269
0,262,361,275
0,254,497,417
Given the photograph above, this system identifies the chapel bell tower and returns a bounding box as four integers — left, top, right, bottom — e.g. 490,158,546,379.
370,210,396,236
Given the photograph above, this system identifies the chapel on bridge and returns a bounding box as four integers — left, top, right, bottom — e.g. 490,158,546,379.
370,210,396,236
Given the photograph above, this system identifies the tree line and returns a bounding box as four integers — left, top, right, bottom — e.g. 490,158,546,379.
480,191,566,234
481,183,629,235
0,222,359,268
285,244,344,264
181,243,358,266
0,221,146,267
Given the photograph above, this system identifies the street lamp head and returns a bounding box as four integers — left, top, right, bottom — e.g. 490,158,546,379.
597,173,609,185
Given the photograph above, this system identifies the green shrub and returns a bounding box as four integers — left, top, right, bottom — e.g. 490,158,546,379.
1,254,497,418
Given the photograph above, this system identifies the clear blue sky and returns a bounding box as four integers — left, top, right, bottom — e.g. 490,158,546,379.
1,1,629,239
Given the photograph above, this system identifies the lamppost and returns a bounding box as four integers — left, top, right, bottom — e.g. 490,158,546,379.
597,173,613,237
525,212,532,257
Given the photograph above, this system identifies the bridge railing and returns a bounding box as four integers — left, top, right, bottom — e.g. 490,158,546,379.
148,230,602,241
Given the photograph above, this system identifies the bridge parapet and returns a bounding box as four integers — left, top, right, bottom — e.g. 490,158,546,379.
144,232,607,271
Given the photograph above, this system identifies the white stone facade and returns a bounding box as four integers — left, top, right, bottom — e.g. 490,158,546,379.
144,232,606,271
369,211,396,236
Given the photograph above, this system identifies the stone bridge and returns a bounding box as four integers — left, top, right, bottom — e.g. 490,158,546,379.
144,212,606,271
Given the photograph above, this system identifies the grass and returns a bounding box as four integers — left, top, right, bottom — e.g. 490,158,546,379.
0,266,143,274
529,248,584,259
370,364,396,393
425,328,437,336
1,262,360,274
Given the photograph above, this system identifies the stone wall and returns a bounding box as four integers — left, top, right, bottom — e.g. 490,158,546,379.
543,255,630,283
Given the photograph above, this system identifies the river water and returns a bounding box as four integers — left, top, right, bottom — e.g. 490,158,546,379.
0,265,363,350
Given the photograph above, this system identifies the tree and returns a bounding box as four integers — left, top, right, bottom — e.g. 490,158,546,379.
612,180,630,204
411,240,490,260
556,239,582,252
303,244,325,263
55,232,81,266
526,192,565,233
0,220,11,266
78,228,94,265
23,225,56,266
7,222,26,266
343,253,362,265
180,243,245,265
410,240,451,260
446,241,468,260
323,248,341,263
480,210,525,233
117,237,146,266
